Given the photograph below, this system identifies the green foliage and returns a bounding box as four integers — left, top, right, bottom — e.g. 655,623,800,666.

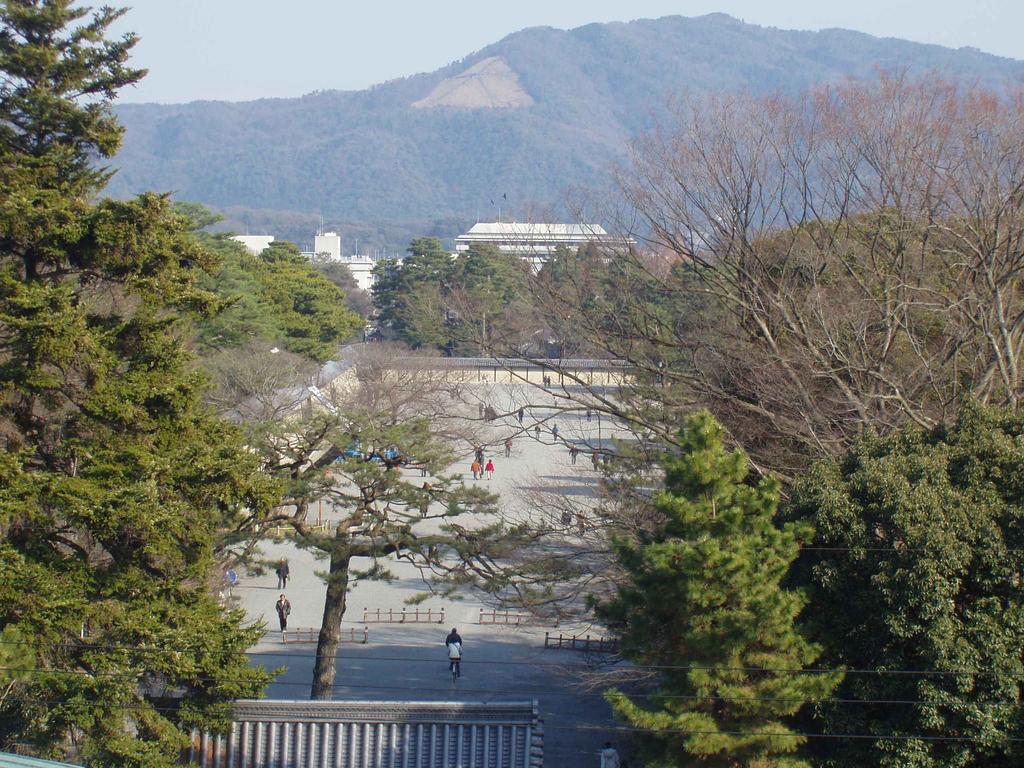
596,411,839,767
372,237,456,350
447,243,530,355
0,3,278,764
372,238,529,353
789,402,1024,768
194,235,363,362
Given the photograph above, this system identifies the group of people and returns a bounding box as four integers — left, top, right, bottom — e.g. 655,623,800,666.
275,560,292,632
470,454,496,480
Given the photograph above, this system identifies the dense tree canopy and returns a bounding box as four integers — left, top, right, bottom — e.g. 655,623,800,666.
372,238,531,354
790,403,1024,768
0,3,276,764
192,234,363,363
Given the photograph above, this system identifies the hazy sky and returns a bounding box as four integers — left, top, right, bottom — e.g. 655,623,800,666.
112,0,1022,104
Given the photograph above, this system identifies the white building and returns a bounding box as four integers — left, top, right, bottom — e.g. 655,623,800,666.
231,234,274,255
313,231,343,262
454,222,628,271
298,231,381,293
341,253,378,293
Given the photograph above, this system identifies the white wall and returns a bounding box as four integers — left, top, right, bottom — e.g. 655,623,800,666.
231,234,274,255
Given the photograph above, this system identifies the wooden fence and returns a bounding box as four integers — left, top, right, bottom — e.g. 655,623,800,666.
543,632,619,653
362,607,445,624
263,522,332,540
281,627,368,644
478,608,535,626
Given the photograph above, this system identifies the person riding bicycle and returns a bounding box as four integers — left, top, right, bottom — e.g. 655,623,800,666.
445,628,463,678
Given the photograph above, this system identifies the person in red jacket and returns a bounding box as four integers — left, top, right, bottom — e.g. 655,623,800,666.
485,458,495,479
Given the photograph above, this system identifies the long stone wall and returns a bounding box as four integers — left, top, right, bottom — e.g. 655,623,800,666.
385,358,630,387
188,700,543,768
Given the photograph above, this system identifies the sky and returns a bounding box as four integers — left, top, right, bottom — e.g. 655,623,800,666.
112,0,1023,104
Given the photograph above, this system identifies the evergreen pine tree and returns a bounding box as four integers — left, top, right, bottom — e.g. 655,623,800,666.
0,3,275,764
597,411,840,767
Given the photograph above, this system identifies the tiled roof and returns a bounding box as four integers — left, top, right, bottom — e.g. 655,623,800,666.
190,699,543,768
0,753,82,767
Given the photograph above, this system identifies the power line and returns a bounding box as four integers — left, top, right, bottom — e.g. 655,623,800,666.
0,697,1018,744
7,522,1021,553
0,638,1008,676
0,666,1019,708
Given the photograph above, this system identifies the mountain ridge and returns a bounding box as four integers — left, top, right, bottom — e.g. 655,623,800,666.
109,14,1024,249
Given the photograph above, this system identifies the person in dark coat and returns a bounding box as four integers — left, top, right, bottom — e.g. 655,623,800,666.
275,594,291,632
276,559,290,589
445,627,463,647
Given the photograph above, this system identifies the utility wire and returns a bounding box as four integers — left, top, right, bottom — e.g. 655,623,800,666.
0,639,1003,677
0,697,1018,744
0,666,1019,708
7,524,1021,552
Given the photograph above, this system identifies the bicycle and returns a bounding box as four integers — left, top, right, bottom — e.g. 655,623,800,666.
447,642,462,683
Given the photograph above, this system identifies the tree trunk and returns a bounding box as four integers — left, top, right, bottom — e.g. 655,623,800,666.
310,545,351,699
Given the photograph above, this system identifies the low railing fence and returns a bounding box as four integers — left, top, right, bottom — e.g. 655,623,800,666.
543,632,619,654
362,607,446,624
281,627,368,644
264,522,332,540
478,608,538,626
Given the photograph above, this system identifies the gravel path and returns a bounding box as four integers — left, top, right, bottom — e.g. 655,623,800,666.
235,384,634,765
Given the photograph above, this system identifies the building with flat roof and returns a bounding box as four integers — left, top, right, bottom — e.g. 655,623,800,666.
189,699,543,768
338,253,378,293
297,232,382,293
232,234,275,255
313,232,343,262
454,222,629,271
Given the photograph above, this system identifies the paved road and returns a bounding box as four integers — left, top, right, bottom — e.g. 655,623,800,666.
236,384,634,764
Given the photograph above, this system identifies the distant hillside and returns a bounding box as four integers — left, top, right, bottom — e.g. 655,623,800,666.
109,13,1024,249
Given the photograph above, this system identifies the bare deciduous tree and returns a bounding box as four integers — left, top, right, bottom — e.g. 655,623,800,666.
520,74,1024,477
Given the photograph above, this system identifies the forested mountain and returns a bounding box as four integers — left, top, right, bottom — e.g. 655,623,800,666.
109,13,1024,248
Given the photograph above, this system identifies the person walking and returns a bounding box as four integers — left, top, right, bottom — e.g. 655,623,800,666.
275,594,291,634
517,407,524,423
485,459,495,479
569,446,579,464
276,559,290,589
592,452,601,470
420,482,432,517
471,459,481,480
599,742,620,768
534,424,541,439
504,437,513,457
552,424,559,441
586,409,592,422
